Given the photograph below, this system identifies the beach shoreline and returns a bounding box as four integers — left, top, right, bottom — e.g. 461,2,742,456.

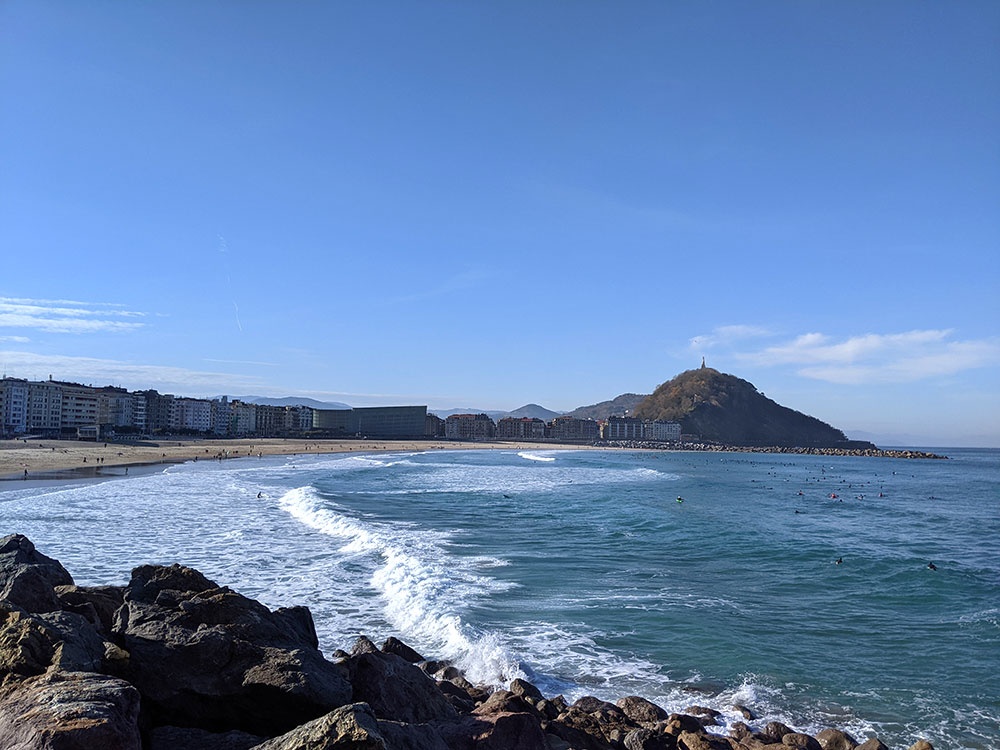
0,437,600,482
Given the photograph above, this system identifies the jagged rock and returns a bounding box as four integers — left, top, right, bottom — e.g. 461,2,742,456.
0,605,108,685
252,703,385,749
148,726,262,750
573,695,619,714
344,649,456,724
854,740,888,750
376,720,449,750
761,722,795,742
547,709,615,750
544,733,573,750
728,721,752,741
416,659,451,676
732,704,755,720
436,679,475,713
434,665,463,682
0,670,140,750
381,636,424,663
908,741,933,750
111,563,351,736
535,699,561,720
677,730,733,750
474,689,537,716
510,678,545,702
0,535,74,614
625,727,673,750
351,636,379,656
815,729,857,750
782,733,822,750
617,695,669,724
665,714,705,735
462,712,549,750
54,585,124,637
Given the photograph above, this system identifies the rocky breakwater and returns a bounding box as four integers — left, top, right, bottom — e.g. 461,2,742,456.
0,533,938,750
598,441,947,460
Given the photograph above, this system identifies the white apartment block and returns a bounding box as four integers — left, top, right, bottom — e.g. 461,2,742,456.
26,381,63,433
643,420,682,442
131,393,147,432
56,381,99,430
230,401,257,435
175,398,213,432
0,378,29,436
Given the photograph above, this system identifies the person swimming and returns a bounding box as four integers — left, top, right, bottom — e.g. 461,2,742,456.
257,492,263,498
835,557,843,565
928,562,937,571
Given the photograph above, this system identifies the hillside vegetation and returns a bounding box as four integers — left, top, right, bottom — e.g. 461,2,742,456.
565,393,648,421
632,367,868,448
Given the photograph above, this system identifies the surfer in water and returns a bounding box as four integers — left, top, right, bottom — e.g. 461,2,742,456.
676,496,684,504
835,557,843,565
928,562,937,571
256,492,263,499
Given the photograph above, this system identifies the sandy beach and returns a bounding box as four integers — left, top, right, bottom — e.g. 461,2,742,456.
0,437,595,480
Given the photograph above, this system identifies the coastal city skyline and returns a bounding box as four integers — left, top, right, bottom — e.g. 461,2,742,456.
2,2,998,446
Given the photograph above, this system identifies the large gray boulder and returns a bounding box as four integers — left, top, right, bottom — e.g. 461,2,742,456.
617,695,669,725
0,670,140,750
343,649,456,724
111,563,351,736
815,728,857,750
251,703,385,749
0,535,73,614
0,604,108,685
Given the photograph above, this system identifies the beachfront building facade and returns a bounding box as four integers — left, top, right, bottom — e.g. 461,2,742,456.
210,398,230,435
445,413,496,440
496,417,546,440
54,381,99,433
549,416,600,441
603,416,644,440
97,387,135,428
26,381,63,435
230,401,257,435
643,420,681,442
0,378,29,437
425,413,445,437
175,398,213,432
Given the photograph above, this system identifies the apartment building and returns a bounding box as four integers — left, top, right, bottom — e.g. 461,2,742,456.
445,413,496,440
496,417,545,440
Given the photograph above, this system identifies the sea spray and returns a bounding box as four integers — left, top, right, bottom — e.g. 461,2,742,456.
277,485,526,685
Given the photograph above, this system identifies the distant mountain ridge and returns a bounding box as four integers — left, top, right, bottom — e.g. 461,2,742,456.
224,395,352,410
564,393,648,421
431,404,563,421
632,367,873,448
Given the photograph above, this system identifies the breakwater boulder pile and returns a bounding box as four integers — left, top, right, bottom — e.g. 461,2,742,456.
596,441,947,460
0,533,936,750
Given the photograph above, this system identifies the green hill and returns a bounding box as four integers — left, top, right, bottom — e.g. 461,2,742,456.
632,366,873,448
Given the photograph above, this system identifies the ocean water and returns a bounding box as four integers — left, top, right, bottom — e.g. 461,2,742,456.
1,447,997,749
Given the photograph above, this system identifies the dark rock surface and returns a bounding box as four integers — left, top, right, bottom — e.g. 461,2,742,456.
0,670,140,750
111,563,352,736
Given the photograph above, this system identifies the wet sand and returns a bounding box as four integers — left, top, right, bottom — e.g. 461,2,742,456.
0,437,596,481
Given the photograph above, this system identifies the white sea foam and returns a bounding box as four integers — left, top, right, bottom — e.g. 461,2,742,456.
517,451,557,462
277,485,526,685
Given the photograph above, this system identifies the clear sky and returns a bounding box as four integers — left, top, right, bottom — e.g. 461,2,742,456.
2,1,998,446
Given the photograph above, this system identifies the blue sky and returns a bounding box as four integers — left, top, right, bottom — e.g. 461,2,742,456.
1,1,998,446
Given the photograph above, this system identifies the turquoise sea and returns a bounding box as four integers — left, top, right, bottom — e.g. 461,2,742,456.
2,447,997,749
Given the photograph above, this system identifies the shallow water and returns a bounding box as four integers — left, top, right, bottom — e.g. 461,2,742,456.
2,447,997,749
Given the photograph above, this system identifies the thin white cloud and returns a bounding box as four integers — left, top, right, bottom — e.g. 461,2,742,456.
204,358,278,367
0,298,146,334
0,335,30,343
0,350,267,393
738,330,1000,384
690,325,773,349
